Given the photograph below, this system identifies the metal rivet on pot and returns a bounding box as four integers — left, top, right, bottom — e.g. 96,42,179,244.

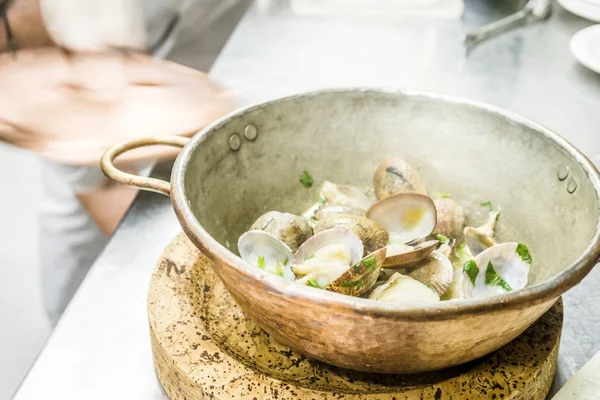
566,176,578,194
557,164,569,181
229,133,241,151
244,124,258,141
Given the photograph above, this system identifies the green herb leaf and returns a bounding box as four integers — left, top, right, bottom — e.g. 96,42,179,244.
307,279,321,289
275,263,285,277
318,195,327,207
463,260,479,286
257,255,266,269
435,192,452,198
481,201,493,211
362,256,377,271
283,256,290,266
435,233,449,244
299,170,313,188
341,280,363,288
485,261,512,291
515,243,532,264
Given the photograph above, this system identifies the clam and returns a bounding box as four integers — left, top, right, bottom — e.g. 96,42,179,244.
433,198,465,239
293,228,364,266
320,181,372,210
237,230,295,281
463,210,500,256
369,272,439,304
373,158,427,200
383,239,439,268
328,247,387,297
315,205,366,220
366,193,437,244
250,211,313,252
406,250,454,297
462,242,532,299
314,214,389,255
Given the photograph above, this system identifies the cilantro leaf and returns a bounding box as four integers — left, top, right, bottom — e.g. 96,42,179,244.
318,195,327,207
485,261,512,291
463,260,479,286
307,279,321,289
481,201,493,211
435,233,449,244
515,243,532,264
362,256,377,271
341,280,363,288
435,192,452,198
257,255,266,269
299,170,313,188
283,256,290,266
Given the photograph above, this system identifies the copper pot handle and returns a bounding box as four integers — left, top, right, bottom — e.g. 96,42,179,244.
100,136,189,196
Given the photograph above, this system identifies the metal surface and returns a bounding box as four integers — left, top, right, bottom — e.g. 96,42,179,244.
464,0,552,48
13,0,600,398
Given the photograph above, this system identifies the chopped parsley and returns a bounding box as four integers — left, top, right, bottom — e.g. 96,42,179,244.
275,263,285,277
362,256,377,271
481,201,493,211
435,233,449,244
283,256,290,266
341,280,363,288
515,243,532,264
307,279,321,289
485,261,512,291
435,192,452,198
257,255,266,269
463,260,479,286
318,195,327,207
299,170,313,188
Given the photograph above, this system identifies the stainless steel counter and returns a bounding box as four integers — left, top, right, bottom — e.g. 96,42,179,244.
13,1,600,399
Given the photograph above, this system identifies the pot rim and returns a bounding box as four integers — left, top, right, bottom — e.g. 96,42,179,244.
171,87,600,321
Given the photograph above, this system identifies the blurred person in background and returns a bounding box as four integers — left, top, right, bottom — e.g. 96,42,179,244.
0,0,243,325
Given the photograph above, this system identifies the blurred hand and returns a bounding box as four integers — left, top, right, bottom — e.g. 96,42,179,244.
0,48,234,165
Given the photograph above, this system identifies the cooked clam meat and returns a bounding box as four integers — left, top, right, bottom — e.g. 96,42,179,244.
369,272,439,304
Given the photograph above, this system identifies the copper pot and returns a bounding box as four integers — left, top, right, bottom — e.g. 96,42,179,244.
101,89,600,373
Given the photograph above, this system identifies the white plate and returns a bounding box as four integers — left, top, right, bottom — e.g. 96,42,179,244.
558,0,600,22
570,24,600,73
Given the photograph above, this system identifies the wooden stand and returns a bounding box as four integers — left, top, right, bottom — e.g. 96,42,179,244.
148,233,562,399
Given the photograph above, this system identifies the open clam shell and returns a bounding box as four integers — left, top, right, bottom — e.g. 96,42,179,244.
320,181,372,210
250,211,313,252
238,230,295,281
314,214,389,255
369,272,439,304
293,228,363,266
462,242,531,299
463,210,500,256
373,158,427,199
366,193,437,244
383,239,439,268
328,247,387,297
407,250,454,297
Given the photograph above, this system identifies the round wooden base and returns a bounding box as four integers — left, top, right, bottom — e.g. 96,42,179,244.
148,233,562,399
